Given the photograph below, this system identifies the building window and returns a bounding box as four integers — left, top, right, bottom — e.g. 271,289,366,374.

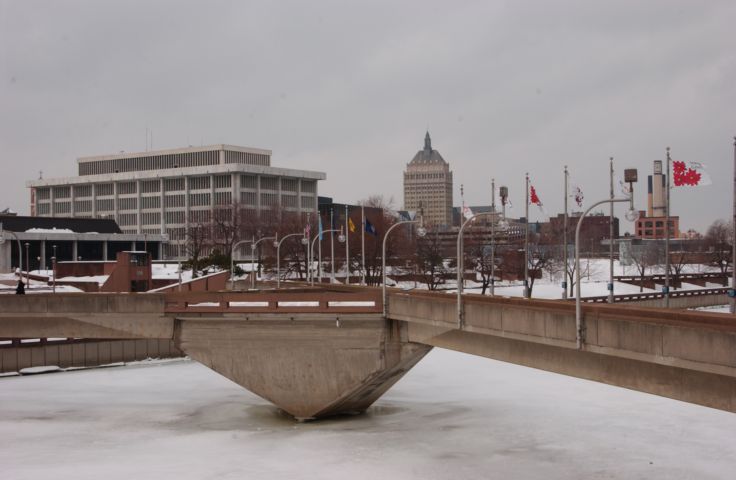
165,211,185,224
189,176,210,190
240,175,257,189
141,212,161,225
140,196,161,209
301,181,316,194
261,193,278,206
188,209,211,223
281,178,298,192
164,178,185,192
36,188,50,200
301,196,314,209
118,197,137,211
73,185,92,197
53,186,71,199
214,191,232,205
214,175,231,189
164,194,185,208
96,198,114,211
260,177,278,190
96,183,114,196
282,195,297,207
117,182,137,195
140,180,161,193
118,213,138,227
37,203,50,214
74,200,92,212
189,193,211,207
241,191,257,205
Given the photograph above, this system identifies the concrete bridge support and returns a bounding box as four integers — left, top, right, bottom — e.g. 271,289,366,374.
173,315,431,420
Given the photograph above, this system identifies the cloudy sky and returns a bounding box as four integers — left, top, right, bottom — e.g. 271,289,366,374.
1,0,734,233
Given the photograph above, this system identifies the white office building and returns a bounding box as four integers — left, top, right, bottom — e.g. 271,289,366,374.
27,145,326,258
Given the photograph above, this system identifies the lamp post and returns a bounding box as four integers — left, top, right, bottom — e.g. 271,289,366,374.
52,245,57,293
489,179,509,296
310,229,344,286
457,211,500,329
51,255,57,293
230,238,254,290
251,234,277,290
275,232,308,289
575,168,638,349
24,242,30,287
382,217,425,317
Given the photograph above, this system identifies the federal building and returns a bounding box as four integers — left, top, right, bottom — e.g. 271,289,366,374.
26,145,326,258
403,132,454,228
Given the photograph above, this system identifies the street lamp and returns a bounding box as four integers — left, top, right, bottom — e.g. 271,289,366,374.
382,216,426,317
575,168,638,349
489,179,509,296
457,211,501,329
251,234,277,290
51,256,57,293
310,229,345,286
275,232,307,289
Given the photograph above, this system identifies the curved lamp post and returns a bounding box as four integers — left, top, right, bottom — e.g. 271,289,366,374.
251,234,277,290
457,211,501,329
575,168,638,349
310,229,344,286
275,232,308,289
230,237,254,290
382,218,426,317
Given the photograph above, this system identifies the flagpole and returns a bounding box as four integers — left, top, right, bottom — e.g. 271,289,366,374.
345,205,350,286
563,166,568,299
609,156,614,304
361,204,366,285
525,173,530,298
318,215,322,284
731,136,736,314
330,208,335,282
664,147,671,308
491,178,496,296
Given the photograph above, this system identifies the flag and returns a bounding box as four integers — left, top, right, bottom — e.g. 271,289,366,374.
529,184,545,215
571,184,584,208
365,218,377,236
462,203,474,220
318,216,323,241
348,217,356,233
619,179,632,198
673,161,712,187
529,185,542,208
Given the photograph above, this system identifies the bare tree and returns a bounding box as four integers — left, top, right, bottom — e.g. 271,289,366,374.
630,243,662,292
412,231,447,290
705,219,733,277
185,222,210,278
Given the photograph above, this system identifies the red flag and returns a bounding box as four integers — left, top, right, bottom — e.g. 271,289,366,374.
672,161,711,187
529,185,542,206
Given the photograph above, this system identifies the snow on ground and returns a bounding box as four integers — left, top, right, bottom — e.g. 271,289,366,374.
1,350,734,479
693,305,731,313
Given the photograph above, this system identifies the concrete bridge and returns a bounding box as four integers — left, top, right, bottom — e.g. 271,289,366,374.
1,287,734,420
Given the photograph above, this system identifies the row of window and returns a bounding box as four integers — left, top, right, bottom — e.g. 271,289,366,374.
78,150,221,176
224,150,270,166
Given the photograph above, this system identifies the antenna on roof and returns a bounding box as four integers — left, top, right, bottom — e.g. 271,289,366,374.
38,170,43,180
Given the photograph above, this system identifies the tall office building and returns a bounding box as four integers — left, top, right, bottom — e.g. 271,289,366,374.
27,144,326,258
403,132,453,228
636,160,679,239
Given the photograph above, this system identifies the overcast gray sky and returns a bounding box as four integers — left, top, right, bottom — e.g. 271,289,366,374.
1,0,734,233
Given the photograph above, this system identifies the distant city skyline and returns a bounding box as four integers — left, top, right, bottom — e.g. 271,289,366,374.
1,1,734,233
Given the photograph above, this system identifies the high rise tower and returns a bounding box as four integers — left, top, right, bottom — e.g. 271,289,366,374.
403,132,453,228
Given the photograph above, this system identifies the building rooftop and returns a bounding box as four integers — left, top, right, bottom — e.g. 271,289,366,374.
408,132,448,166
0,215,122,234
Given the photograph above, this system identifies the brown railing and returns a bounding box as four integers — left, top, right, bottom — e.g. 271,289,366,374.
582,287,729,303
163,290,383,314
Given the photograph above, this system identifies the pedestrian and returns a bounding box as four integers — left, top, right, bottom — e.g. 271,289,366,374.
15,279,25,295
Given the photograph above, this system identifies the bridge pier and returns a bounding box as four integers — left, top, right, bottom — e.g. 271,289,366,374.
174,315,431,420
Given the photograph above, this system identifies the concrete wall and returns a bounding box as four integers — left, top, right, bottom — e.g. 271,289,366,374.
0,339,181,374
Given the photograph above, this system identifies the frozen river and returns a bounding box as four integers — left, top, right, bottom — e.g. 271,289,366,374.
1,349,734,479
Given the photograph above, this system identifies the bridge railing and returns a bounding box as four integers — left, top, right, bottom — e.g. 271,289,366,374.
163,290,383,314
582,287,729,303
